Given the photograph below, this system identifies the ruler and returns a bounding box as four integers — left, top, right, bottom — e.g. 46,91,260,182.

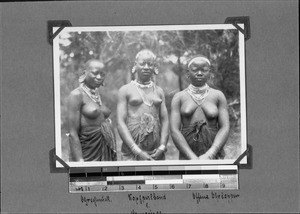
69,165,238,193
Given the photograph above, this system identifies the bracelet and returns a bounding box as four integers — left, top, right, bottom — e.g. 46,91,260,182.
158,144,167,152
206,145,220,159
130,144,142,155
106,118,112,124
206,150,216,159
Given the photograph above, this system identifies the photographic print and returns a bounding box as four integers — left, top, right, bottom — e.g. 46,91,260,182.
53,24,247,167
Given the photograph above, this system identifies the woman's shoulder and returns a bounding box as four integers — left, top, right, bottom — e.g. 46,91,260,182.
172,90,186,102
176,89,187,96
118,82,133,94
208,87,227,101
155,85,165,96
207,85,221,94
69,87,83,99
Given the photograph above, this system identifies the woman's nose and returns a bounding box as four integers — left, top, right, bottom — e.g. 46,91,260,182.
197,70,203,75
144,64,149,69
96,74,102,79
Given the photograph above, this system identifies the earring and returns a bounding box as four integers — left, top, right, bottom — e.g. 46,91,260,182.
78,73,86,83
131,66,136,74
154,67,159,75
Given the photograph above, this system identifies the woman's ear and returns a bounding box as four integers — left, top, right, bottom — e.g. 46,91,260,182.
186,70,190,79
131,65,136,74
78,72,86,83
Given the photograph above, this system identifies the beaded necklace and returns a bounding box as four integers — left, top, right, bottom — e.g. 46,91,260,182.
187,83,210,106
131,80,154,107
80,83,102,106
133,80,154,88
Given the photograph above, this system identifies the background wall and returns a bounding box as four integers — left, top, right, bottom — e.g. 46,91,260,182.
1,1,299,213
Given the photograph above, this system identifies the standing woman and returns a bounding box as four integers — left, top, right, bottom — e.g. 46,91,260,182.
67,59,117,162
170,56,230,160
117,49,169,161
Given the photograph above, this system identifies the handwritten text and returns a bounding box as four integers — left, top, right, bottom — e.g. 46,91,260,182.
192,192,240,204
81,195,112,207
128,193,167,205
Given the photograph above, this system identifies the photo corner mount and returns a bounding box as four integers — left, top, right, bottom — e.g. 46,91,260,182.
47,20,72,45
225,16,251,41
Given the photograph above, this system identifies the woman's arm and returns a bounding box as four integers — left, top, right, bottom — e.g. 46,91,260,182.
170,93,198,160
151,87,169,160
116,86,154,160
200,91,230,159
67,90,84,162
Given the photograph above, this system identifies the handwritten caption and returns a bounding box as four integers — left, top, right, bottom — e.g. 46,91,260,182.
130,209,162,214
128,193,166,214
192,191,240,204
80,195,112,207
79,191,239,211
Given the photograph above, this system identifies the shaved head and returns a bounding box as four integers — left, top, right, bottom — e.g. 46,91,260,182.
85,59,105,71
135,49,156,62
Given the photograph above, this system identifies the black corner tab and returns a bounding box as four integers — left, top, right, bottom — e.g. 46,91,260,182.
233,144,253,169
47,20,72,45
55,153,71,170
49,148,70,173
225,16,251,41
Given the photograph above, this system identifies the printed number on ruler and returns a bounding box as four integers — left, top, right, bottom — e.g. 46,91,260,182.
75,186,90,192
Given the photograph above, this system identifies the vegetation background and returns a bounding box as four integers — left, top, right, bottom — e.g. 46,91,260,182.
57,28,242,161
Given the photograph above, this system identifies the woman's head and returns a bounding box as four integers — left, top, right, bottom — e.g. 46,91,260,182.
80,59,106,89
133,49,158,82
187,55,211,87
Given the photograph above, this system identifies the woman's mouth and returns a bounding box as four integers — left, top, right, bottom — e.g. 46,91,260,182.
95,80,103,85
142,72,151,75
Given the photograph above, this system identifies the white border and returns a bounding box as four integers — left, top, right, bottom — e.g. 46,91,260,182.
53,24,247,168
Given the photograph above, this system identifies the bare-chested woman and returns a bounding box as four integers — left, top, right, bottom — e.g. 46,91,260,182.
67,59,116,162
117,50,169,161
170,55,230,160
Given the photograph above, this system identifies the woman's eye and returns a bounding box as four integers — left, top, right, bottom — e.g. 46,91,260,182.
139,62,153,67
192,68,209,72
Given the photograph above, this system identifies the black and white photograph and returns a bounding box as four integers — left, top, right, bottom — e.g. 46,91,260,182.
2,1,299,213
53,24,247,167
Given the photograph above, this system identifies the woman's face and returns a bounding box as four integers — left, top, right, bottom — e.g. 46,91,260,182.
135,53,155,83
188,58,211,87
84,61,106,89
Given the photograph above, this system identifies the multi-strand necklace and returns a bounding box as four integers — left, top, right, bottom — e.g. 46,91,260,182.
132,80,154,88
80,83,102,106
187,83,210,106
131,80,154,107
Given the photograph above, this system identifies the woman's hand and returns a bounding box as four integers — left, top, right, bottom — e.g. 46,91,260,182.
150,149,164,160
138,150,155,161
198,153,212,160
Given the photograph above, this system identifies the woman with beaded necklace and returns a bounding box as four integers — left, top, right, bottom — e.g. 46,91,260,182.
67,59,117,162
117,49,169,161
170,55,230,160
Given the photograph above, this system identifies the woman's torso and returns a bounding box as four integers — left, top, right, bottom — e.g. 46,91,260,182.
126,82,162,118
178,88,224,159
78,88,111,129
180,88,219,128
